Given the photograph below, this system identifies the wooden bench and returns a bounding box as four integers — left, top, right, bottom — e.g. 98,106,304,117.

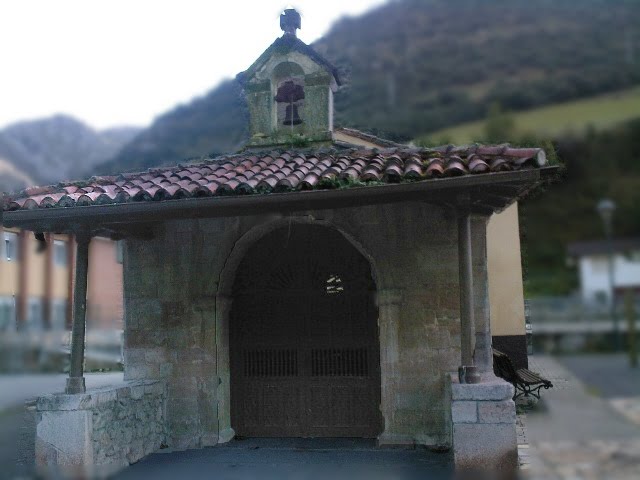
492,348,553,399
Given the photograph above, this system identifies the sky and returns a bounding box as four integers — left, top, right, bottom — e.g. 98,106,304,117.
0,0,386,131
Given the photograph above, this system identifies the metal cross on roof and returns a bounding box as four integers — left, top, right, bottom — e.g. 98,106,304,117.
280,9,301,37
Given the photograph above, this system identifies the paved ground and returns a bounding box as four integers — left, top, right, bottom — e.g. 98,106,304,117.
116,438,454,480
556,354,640,399
0,372,123,480
6,357,640,479
523,355,640,480
0,372,123,411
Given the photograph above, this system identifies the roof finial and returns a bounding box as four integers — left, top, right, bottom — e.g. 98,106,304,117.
280,8,301,37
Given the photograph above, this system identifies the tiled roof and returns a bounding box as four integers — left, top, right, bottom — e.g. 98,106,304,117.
568,237,640,257
2,145,546,212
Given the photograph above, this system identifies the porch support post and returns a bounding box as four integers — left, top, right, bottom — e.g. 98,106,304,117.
376,289,404,445
458,200,480,383
65,232,91,394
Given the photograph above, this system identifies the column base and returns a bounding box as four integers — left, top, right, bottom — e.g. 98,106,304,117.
218,427,236,444
65,377,86,394
448,373,517,473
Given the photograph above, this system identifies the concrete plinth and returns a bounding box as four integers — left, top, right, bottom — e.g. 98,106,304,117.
448,373,517,474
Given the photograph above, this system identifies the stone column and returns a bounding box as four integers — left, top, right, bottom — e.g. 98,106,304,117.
215,293,235,443
471,216,493,374
66,233,91,394
458,210,475,370
376,289,404,445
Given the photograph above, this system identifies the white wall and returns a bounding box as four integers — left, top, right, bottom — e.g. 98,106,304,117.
579,251,640,303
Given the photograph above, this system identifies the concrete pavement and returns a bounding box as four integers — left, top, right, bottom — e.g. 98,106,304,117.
0,372,123,411
115,438,454,480
523,355,640,480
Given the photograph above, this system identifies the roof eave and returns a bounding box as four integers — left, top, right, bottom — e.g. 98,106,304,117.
2,167,558,236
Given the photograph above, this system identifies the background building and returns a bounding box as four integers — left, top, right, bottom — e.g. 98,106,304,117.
568,238,640,304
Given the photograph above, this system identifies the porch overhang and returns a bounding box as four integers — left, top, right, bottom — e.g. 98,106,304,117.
2,167,557,237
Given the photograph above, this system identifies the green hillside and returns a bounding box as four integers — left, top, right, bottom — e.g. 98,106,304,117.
518,118,640,296
101,0,640,173
419,87,640,144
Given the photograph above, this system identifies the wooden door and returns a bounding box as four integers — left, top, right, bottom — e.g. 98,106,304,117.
230,225,381,437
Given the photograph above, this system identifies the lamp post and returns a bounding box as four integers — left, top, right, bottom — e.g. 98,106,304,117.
597,198,620,351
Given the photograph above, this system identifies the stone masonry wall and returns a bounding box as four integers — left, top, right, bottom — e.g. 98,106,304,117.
36,380,167,477
123,202,492,448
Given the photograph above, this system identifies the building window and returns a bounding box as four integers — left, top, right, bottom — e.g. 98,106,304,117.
28,298,44,330
3,231,18,262
53,240,67,267
0,297,16,331
52,300,67,330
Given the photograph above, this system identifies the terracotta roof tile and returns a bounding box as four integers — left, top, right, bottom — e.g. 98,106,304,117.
2,146,547,211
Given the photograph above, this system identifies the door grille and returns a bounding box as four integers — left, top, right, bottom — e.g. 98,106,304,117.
243,349,298,377
311,348,369,377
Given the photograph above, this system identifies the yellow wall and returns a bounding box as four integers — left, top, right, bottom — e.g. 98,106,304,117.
487,203,526,336
0,257,19,295
0,228,20,295
87,238,124,329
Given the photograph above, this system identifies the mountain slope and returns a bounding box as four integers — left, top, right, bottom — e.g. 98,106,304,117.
418,86,640,144
101,0,640,174
0,115,140,192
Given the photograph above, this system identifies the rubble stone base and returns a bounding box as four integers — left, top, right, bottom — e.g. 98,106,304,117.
35,380,167,478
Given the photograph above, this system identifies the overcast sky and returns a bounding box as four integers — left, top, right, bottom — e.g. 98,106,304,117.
0,0,386,130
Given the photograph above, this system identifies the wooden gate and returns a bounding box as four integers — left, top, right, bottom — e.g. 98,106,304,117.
230,225,382,437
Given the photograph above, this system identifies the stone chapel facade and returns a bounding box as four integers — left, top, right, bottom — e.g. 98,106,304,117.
2,9,556,476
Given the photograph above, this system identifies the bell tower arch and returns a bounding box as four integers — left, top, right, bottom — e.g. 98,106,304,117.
237,9,340,148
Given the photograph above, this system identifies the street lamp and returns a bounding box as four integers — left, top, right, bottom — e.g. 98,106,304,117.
597,198,620,351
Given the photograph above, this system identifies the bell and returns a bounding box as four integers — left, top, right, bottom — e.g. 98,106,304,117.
283,104,302,125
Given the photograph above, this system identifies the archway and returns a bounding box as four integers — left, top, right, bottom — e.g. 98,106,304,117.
229,224,382,437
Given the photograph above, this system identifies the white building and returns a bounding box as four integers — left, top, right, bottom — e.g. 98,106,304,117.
568,238,640,304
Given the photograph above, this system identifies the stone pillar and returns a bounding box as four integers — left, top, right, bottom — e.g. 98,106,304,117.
471,216,493,374
458,211,475,369
449,373,517,473
215,293,235,443
376,289,404,445
66,233,91,394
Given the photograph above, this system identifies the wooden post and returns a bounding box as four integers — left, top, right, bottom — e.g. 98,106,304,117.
43,233,54,329
16,230,29,329
66,234,75,330
65,233,91,394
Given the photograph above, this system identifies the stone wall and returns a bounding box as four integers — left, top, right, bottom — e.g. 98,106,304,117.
123,202,492,448
36,380,166,477
448,374,517,472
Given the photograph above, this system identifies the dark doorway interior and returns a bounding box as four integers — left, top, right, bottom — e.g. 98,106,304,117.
230,225,382,437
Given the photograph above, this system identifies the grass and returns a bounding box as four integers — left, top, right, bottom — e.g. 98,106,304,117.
419,86,640,144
